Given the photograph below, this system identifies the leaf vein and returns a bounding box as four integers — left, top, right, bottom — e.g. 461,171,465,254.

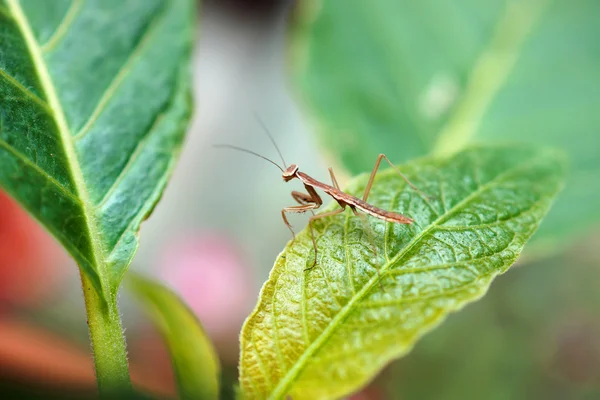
432,0,549,155
300,263,310,347
0,137,79,202
41,0,83,53
385,251,505,278
93,112,166,208
0,68,51,112
358,274,495,308
72,5,168,140
437,172,448,213
105,160,173,258
428,234,460,261
342,208,356,295
317,263,343,309
250,337,272,393
270,269,288,376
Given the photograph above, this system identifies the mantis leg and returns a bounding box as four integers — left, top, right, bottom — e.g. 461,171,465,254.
328,167,341,190
291,190,315,205
291,190,317,216
363,154,423,202
281,203,319,240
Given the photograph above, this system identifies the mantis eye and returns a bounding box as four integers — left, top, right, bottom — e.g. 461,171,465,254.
284,164,299,176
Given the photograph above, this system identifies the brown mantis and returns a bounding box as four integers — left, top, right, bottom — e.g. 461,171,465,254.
215,126,420,269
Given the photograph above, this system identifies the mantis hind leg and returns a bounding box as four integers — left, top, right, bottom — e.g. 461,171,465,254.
328,167,341,190
363,154,424,203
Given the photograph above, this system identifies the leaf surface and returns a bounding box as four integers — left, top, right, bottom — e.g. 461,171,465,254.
0,0,194,298
239,145,565,400
127,273,220,400
290,0,600,254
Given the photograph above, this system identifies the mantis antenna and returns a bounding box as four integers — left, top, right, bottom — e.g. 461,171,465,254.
253,113,287,169
212,144,284,173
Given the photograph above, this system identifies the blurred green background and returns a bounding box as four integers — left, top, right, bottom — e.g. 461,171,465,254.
0,0,599,399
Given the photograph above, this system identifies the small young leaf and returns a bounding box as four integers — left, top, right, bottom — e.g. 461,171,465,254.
290,0,600,255
239,145,566,400
127,273,220,400
0,0,194,300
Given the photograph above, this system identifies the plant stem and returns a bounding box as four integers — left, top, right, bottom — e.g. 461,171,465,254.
80,271,131,397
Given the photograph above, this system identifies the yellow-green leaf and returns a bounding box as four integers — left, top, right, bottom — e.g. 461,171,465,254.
239,145,566,399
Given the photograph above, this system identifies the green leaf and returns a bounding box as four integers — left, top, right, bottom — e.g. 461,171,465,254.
127,273,221,400
290,0,600,254
0,0,194,299
239,145,566,400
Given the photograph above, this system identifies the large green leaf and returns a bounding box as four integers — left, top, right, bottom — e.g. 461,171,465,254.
0,0,194,298
290,0,600,254
127,273,220,400
239,145,565,400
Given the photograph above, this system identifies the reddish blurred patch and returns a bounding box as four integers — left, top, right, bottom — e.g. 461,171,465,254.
0,317,96,396
0,190,68,308
128,330,178,397
348,385,385,400
0,317,176,398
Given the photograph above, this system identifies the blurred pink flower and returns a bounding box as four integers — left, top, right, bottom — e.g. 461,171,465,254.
158,233,254,362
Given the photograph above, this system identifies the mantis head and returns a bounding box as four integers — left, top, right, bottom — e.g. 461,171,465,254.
282,164,299,182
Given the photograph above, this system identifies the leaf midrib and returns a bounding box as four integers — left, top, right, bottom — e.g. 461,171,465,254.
268,152,544,399
7,0,106,293
432,0,548,155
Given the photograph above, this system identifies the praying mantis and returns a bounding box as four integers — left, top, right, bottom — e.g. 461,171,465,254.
215,124,420,268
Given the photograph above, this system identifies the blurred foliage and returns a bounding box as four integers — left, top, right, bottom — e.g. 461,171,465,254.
127,273,220,400
291,0,600,256
387,235,600,399
239,145,565,399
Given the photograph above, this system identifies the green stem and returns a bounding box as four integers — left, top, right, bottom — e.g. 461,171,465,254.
80,271,131,397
